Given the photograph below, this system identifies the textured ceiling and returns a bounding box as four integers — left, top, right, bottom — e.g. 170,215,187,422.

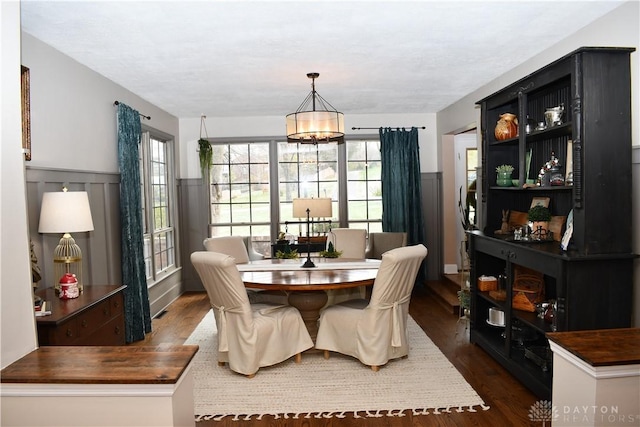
20,1,624,118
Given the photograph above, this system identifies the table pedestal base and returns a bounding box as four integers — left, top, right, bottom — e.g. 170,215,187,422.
287,291,328,343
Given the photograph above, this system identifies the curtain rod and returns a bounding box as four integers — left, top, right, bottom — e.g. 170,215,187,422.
351,126,426,130
113,101,151,120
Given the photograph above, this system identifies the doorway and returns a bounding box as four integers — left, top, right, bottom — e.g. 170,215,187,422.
454,132,477,270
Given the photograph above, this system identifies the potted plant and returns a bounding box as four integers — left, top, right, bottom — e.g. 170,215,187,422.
319,241,342,258
495,164,515,187
528,205,551,239
198,138,212,179
275,246,299,259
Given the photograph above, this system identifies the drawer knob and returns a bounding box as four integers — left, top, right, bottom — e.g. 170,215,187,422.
114,326,121,335
103,307,109,315
81,320,88,328
66,329,74,337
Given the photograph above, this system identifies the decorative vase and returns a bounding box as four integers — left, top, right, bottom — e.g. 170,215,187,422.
530,221,550,240
496,171,513,187
494,113,518,141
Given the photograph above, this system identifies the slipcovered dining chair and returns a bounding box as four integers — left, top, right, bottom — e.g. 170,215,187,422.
325,228,368,305
203,236,287,305
203,236,263,262
326,228,367,259
365,232,407,260
315,244,428,371
191,251,313,378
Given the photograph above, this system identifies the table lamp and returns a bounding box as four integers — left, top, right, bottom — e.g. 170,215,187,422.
292,197,332,268
38,189,94,293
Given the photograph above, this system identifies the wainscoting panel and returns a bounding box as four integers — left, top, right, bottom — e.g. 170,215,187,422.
421,172,443,281
178,178,209,292
25,168,122,291
25,167,182,319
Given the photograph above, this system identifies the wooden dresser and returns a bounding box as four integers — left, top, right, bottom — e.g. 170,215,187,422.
36,284,126,346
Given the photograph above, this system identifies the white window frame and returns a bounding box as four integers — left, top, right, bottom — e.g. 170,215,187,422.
140,129,177,285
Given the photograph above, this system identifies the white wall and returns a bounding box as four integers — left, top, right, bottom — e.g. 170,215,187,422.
1,1,38,369
178,113,438,179
21,33,180,174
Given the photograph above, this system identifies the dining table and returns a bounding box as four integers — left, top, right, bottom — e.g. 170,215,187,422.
237,258,380,341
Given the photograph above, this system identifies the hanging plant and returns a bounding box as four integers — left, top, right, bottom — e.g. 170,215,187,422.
198,115,212,179
198,138,212,178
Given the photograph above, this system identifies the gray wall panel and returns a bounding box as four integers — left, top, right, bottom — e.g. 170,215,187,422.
421,172,443,281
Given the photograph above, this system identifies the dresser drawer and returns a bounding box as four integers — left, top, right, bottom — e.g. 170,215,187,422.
77,299,112,338
75,314,126,346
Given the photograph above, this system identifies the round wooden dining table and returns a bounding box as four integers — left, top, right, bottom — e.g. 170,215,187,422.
239,259,379,341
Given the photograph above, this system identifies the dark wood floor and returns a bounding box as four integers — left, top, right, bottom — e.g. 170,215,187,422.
132,284,539,426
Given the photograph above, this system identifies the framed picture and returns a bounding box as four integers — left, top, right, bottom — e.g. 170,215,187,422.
530,197,550,209
21,65,31,161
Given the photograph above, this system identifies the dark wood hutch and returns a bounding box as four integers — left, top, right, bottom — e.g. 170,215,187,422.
469,47,636,399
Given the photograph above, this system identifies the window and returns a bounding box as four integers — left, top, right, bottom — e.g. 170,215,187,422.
140,130,176,283
209,142,271,255
278,142,338,237
206,138,382,252
346,139,382,233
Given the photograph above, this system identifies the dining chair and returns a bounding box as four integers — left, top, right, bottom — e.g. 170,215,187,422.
191,251,313,378
365,232,407,259
203,236,288,304
315,244,428,371
326,228,367,259
202,236,264,264
324,228,368,305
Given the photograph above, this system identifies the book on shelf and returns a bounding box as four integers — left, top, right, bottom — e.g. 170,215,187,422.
35,300,51,317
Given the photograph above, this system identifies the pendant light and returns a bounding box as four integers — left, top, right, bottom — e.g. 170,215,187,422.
286,73,344,144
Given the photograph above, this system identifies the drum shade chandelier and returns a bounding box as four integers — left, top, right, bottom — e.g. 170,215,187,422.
286,73,345,145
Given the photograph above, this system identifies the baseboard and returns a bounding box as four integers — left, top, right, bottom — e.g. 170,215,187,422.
444,264,458,275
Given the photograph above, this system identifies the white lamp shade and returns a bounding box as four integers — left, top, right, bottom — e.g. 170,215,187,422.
38,191,94,233
292,198,332,218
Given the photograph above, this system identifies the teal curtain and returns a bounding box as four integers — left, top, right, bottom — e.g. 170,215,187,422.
117,103,151,343
379,127,425,247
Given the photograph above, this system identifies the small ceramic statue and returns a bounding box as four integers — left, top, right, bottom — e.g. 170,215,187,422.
500,210,510,234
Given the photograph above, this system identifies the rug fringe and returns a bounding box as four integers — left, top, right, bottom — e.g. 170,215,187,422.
195,405,490,422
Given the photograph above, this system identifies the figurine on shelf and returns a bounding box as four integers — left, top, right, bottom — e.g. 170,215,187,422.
537,151,563,187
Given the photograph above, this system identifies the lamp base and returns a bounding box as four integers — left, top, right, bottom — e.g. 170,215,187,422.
301,257,316,268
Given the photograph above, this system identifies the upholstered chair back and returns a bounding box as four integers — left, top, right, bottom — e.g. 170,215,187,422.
365,232,407,259
326,228,367,259
203,236,250,263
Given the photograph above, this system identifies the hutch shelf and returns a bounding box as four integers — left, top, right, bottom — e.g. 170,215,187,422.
469,47,635,399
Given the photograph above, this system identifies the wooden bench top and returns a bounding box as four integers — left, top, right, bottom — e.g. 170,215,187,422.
1,344,199,385
547,328,640,367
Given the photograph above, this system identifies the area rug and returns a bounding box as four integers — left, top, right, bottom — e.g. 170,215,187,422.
185,310,489,421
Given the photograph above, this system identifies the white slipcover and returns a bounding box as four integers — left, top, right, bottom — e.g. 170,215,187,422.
326,228,367,259
365,232,407,260
324,228,368,305
315,244,428,369
203,236,287,305
191,251,313,377
203,236,251,263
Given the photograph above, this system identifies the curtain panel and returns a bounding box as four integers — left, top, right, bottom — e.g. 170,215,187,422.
116,103,152,343
379,127,426,247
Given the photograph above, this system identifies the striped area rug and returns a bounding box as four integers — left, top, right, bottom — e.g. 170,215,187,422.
185,310,488,421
